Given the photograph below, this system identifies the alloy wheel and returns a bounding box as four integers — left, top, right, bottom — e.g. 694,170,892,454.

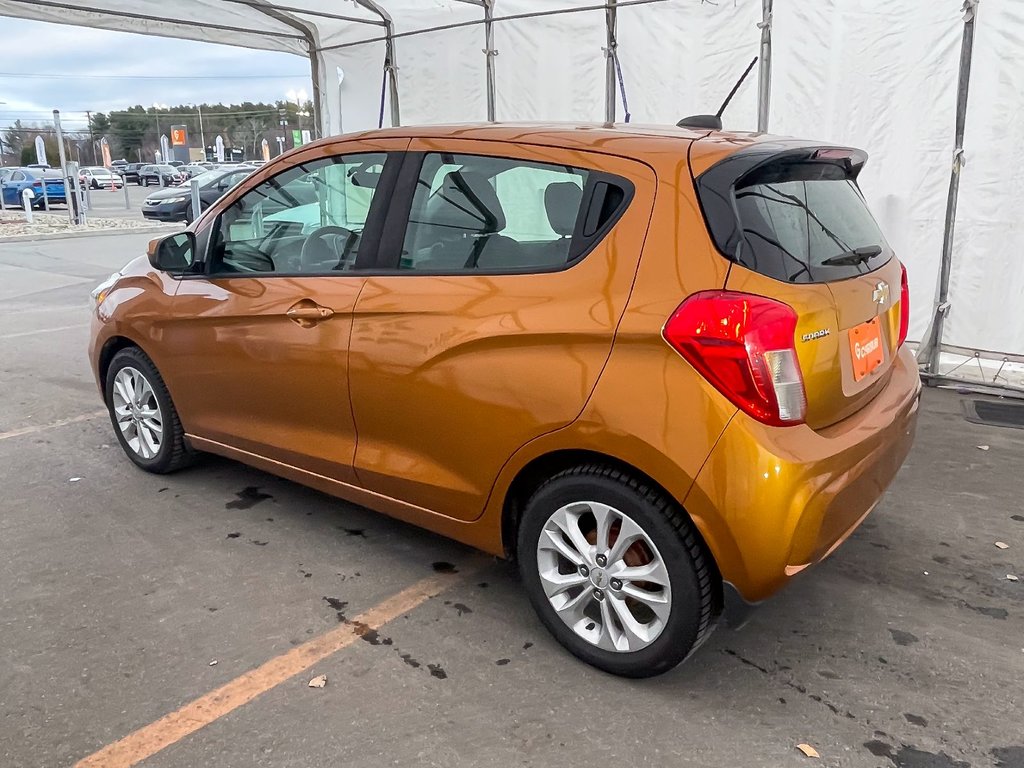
536,501,672,653
111,366,164,460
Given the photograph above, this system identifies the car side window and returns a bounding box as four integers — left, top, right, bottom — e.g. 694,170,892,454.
11,171,24,182
398,153,590,272
221,172,248,190
207,152,387,276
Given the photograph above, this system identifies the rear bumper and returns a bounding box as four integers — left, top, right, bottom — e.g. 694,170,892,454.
685,345,921,603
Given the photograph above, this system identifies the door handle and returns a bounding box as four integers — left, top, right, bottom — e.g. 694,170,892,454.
286,301,334,327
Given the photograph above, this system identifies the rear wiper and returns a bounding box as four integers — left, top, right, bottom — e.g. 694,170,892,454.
820,245,882,266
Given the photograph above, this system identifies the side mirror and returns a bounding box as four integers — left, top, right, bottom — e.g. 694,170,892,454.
148,231,196,273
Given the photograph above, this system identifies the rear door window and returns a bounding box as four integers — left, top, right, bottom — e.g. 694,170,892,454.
397,153,590,272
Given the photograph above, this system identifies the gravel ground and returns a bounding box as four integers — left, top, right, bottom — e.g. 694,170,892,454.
0,210,175,239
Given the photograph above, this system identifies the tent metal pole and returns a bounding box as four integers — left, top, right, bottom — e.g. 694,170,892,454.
354,0,401,127
320,0,668,53
248,2,325,138
222,0,385,26
920,0,979,375
604,0,618,124
0,0,307,42
484,0,496,122
756,0,772,132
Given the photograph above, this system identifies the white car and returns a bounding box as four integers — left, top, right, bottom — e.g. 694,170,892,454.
80,167,124,190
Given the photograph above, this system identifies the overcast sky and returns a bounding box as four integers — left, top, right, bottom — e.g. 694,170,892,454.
0,18,312,131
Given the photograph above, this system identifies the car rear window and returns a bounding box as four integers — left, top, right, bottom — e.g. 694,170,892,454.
696,151,891,284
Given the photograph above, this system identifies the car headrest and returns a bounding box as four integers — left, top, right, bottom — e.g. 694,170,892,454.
544,182,583,237
425,170,505,234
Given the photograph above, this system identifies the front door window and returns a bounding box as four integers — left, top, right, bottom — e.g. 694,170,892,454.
208,153,387,275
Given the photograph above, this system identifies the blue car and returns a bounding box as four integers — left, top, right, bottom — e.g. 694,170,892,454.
1,167,67,208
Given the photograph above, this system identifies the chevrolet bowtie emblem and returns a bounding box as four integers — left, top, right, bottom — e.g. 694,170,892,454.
872,282,890,305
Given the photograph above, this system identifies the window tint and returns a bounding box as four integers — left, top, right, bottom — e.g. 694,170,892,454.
399,153,589,272
731,161,890,283
208,152,386,275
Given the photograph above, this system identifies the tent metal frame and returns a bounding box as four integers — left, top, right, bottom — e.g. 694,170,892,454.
918,0,979,378
5,0,1016,381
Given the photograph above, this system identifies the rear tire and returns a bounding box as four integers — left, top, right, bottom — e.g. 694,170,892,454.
105,347,194,474
517,464,717,678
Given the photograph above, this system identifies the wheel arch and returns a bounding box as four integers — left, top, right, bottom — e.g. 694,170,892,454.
500,449,722,595
97,335,144,403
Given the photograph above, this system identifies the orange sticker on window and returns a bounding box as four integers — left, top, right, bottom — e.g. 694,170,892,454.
849,316,884,381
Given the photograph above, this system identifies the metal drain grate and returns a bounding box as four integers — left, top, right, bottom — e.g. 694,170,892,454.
962,398,1024,429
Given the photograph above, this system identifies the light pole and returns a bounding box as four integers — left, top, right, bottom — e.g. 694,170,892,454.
286,89,310,144
197,103,206,150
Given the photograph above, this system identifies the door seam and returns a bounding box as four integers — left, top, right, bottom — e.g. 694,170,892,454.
347,278,368,485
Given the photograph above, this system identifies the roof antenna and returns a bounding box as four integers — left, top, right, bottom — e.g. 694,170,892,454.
677,55,759,131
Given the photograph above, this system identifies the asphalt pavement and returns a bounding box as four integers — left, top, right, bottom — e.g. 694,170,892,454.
0,233,1021,768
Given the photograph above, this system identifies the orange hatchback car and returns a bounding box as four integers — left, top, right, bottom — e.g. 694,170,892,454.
89,124,920,677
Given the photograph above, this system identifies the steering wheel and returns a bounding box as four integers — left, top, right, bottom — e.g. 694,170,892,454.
300,225,358,272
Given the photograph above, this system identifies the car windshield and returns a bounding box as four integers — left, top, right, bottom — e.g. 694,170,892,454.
86,167,109,174
193,171,231,188
155,165,176,172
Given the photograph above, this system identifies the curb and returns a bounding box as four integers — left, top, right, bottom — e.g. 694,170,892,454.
0,224,180,244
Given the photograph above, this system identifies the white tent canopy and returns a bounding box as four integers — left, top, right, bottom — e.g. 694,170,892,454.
2,0,1022,364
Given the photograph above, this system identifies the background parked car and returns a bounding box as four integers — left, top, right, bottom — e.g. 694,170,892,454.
141,167,253,223
179,164,208,179
168,160,185,168
1,167,66,208
120,163,145,184
139,164,186,187
79,167,124,189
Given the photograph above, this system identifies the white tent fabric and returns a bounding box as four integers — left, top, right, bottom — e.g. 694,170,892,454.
945,0,1024,355
1,0,1022,357
768,0,963,349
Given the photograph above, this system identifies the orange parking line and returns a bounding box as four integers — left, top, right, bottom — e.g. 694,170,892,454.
74,572,462,768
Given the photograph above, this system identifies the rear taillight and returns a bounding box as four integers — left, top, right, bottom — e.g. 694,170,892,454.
898,264,909,348
663,291,807,426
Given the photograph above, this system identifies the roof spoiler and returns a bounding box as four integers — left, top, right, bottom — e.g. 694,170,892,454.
692,142,870,260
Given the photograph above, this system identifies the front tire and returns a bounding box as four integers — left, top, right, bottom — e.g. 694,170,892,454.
518,464,718,678
105,347,194,474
